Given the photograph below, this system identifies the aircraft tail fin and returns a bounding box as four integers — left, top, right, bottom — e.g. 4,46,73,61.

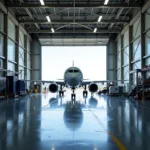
72,60,74,67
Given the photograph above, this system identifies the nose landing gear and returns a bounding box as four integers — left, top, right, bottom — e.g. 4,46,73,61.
83,91,88,97
71,88,76,101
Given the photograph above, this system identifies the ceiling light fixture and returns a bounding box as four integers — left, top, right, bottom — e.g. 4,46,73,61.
93,28,97,33
51,28,55,33
98,41,103,44
104,0,109,5
45,41,50,44
39,0,45,5
98,16,102,22
46,16,51,22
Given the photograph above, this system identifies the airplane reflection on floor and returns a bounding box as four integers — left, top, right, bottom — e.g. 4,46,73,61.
1,92,150,149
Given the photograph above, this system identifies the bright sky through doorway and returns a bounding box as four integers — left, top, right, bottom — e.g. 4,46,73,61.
42,46,106,81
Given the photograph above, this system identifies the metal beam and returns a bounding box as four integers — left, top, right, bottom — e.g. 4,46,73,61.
38,35,109,39
17,13,128,19
18,0,40,29
0,1,7,14
25,8,40,29
108,0,130,29
20,20,129,24
109,8,124,29
7,4,141,8
28,29,120,33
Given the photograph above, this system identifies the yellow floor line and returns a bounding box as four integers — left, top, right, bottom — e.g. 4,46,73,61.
83,102,127,150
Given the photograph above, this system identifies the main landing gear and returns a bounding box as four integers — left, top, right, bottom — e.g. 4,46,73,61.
59,85,64,97
71,88,76,101
83,85,88,97
59,91,64,97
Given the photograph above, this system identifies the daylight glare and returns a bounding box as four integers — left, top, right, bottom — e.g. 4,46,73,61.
42,46,106,81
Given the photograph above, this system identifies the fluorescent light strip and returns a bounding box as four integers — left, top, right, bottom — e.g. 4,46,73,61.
98,16,102,22
46,16,51,22
93,28,97,33
104,0,109,5
51,28,55,33
39,0,45,5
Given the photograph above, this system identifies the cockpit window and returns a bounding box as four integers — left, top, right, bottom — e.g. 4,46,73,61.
74,70,79,73
68,70,79,73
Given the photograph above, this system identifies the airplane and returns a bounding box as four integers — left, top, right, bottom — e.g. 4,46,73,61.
27,62,127,100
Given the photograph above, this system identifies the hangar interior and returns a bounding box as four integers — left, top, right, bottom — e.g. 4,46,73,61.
1,0,150,150
0,0,150,96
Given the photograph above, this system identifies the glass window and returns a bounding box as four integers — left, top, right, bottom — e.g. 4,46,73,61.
0,34,4,56
133,61,141,70
19,47,24,66
27,69,30,80
117,52,121,69
0,59,3,69
123,65,129,80
27,52,30,68
27,38,30,52
8,62,15,71
123,31,129,47
132,19,141,40
145,9,150,31
19,30,24,47
123,46,129,65
133,38,141,61
26,69,31,89
19,66,24,79
0,12,4,32
8,19,16,40
145,30,150,56
117,69,121,80
8,39,15,62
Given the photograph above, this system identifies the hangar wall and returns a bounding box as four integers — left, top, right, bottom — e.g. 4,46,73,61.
107,40,116,81
115,1,150,93
31,38,41,81
0,5,32,89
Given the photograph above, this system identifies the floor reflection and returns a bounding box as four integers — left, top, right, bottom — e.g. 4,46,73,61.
1,92,150,149
63,101,83,131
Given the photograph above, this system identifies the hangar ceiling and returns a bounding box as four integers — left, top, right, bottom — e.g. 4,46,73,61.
4,0,143,46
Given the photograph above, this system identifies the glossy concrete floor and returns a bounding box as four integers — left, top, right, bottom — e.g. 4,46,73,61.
0,90,150,150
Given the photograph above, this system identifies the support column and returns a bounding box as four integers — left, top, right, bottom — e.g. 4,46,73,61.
24,34,27,80
107,39,117,81
121,35,123,81
15,25,19,74
4,14,8,75
140,12,145,101
140,12,145,68
31,37,42,91
129,26,133,71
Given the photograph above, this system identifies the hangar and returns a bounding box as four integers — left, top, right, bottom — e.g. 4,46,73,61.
0,0,150,150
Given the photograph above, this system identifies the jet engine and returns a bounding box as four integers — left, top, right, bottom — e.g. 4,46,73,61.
49,83,58,93
88,83,98,93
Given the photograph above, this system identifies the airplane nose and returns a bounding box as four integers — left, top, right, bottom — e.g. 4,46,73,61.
69,77,78,86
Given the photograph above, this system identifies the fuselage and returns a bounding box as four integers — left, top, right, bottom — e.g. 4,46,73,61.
64,67,83,88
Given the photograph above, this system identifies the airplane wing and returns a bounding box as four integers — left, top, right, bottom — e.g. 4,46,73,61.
24,80,65,85
82,80,128,85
